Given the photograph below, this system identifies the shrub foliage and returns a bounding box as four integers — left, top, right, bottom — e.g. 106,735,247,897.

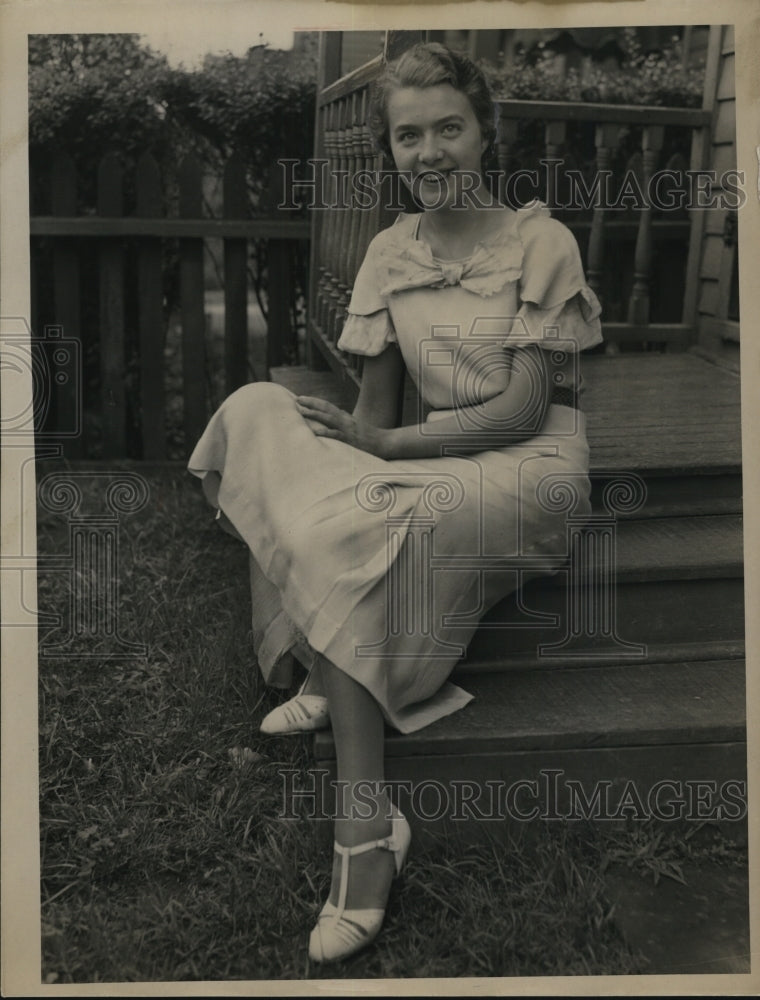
482,28,705,107
29,34,317,211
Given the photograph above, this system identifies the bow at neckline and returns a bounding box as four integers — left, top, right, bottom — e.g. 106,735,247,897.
376,203,549,299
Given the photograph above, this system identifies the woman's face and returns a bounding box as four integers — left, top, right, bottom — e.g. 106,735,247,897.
387,83,488,210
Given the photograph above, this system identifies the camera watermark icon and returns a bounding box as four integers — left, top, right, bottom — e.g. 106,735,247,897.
1,317,81,439
2,470,150,658
416,318,581,442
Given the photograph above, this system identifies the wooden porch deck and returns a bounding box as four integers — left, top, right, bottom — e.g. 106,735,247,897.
583,352,742,478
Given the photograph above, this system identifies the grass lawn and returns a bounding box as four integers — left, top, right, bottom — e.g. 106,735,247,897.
36,462,745,983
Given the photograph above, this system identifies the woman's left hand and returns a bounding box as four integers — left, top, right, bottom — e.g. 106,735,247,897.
296,396,389,458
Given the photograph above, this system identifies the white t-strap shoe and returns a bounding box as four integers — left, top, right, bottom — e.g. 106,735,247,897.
308,804,411,963
259,680,329,735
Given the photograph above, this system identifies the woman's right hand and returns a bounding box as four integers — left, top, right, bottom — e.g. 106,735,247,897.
296,396,390,459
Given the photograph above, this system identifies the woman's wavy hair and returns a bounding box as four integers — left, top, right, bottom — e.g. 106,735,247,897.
368,42,498,167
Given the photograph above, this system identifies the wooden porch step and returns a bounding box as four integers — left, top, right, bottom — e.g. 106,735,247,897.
599,473,741,519
570,512,741,582
316,658,746,758
464,513,743,663
312,658,747,841
583,352,742,516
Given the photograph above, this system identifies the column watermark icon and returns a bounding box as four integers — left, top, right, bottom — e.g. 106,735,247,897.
35,471,150,658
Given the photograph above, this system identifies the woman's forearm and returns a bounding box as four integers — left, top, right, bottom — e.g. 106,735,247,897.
380,395,547,459
297,346,552,460
380,344,553,459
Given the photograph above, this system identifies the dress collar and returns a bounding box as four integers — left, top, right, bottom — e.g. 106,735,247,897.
376,201,550,299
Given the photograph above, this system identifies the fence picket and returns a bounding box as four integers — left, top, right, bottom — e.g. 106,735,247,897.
223,154,250,392
179,154,207,454
266,160,295,369
136,152,166,459
51,151,84,456
97,152,126,458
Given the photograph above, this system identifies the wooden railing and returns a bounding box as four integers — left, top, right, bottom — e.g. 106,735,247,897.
307,49,714,390
308,54,393,384
30,151,309,459
495,100,712,349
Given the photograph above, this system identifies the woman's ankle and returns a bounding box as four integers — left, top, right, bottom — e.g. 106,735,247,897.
334,784,392,846
299,659,324,697
328,802,397,910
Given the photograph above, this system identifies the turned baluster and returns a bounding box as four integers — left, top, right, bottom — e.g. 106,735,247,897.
627,125,665,331
327,98,349,342
343,90,370,371
355,89,377,274
586,123,618,301
543,120,566,211
318,101,337,333
347,91,366,281
497,108,519,206
336,92,361,333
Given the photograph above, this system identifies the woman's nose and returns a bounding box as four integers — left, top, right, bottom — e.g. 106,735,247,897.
418,134,443,164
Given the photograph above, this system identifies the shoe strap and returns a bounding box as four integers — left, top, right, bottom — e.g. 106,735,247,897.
334,833,401,859
332,825,404,917
290,694,324,716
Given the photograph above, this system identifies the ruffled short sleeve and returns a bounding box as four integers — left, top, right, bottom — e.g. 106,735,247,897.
506,204,603,354
336,236,398,357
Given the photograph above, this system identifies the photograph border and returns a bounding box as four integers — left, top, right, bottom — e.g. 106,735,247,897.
2,0,759,995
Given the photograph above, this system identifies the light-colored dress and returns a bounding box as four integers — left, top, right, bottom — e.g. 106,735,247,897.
188,202,603,733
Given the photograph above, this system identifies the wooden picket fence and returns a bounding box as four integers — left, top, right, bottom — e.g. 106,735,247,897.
30,150,310,459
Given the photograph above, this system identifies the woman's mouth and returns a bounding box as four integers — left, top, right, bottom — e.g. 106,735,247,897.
419,170,453,185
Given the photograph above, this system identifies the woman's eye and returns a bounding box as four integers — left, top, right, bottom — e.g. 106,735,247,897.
442,123,461,135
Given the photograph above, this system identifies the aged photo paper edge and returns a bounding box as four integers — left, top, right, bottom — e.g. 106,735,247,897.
1,0,758,995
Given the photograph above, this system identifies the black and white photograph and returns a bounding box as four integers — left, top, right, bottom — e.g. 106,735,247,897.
1,0,758,993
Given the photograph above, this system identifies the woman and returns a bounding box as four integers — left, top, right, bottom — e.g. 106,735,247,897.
188,42,602,963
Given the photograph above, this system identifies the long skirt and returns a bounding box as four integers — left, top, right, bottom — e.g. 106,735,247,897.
188,382,592,733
